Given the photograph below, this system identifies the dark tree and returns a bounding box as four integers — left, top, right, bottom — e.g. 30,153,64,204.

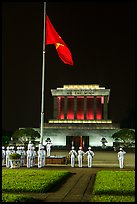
12,128,40,144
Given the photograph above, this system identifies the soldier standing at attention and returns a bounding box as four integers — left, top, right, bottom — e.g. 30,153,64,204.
27,145,33,168
20,146,26,167
77,146,85,168
45,139,52,157
38,144,45,168
85,147,94,168
6,146,11,168
41,146,46,167
118,147,126,168
32,146,36,167
2,146,6,166
69,146,77,167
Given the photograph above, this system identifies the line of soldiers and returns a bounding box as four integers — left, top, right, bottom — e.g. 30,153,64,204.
2,144,126,169
69,146,126,168
69,146,95,168
2,141,51,168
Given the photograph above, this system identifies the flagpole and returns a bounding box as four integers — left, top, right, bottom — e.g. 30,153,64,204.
40,2,46,145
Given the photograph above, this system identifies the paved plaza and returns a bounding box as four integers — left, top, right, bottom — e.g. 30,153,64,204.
49,149,135,168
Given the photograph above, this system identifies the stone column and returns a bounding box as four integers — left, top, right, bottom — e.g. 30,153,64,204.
53,96,58,119
84,96,87,120
93,96,97,120
64,96,68,119
103,95,108,120
74,96,77,120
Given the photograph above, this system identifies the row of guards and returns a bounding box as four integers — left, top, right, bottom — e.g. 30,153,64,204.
2,140,52,168
69,146,95,168
2,143,126,169
68,146,126,168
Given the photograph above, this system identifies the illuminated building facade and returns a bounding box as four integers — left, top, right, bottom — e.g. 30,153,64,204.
35,85,120,150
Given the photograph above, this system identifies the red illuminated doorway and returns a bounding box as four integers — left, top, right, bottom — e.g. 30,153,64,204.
66,136,89,151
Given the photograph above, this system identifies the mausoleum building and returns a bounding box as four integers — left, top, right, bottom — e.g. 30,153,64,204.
34,84,120,150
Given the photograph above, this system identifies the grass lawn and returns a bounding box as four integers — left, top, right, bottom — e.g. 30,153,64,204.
2,168,71,202
91,170,135,202
2,193,41,202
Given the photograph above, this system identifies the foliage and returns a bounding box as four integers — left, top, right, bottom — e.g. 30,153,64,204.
12,128,40,144
2,130,13,145
112,128,135,148
2,193,39,202
2,169,71,193
91,195,135,202
91,170,135,202
9,153,21,160
2,135,10,145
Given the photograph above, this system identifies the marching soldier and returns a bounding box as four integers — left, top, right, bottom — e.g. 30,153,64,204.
85,147,94,167
69,146,77,167
77,146,85,168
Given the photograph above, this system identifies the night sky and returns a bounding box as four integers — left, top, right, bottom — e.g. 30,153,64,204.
2,2,135,133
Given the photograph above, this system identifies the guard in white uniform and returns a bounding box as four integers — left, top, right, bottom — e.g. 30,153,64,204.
45,141,52,157
118,147,126,168
38,144,45,168
28,141,33,150
41,146,46,167
69,146,77,167
6,146,11,168
78,146,85,168
85,147,94,167
32,146,36,167
26,146,33,168
2,146,6,166
20,146,26,167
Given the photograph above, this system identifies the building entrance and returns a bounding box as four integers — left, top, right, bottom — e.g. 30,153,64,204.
66,136,89,151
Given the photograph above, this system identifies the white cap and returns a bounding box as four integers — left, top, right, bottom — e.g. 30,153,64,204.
72,146,74,149
2,146,5,149
120,147,123,150
88,147,91,150
79,146,82,150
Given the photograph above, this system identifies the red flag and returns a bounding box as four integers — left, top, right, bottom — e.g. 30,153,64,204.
46,15,74,66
